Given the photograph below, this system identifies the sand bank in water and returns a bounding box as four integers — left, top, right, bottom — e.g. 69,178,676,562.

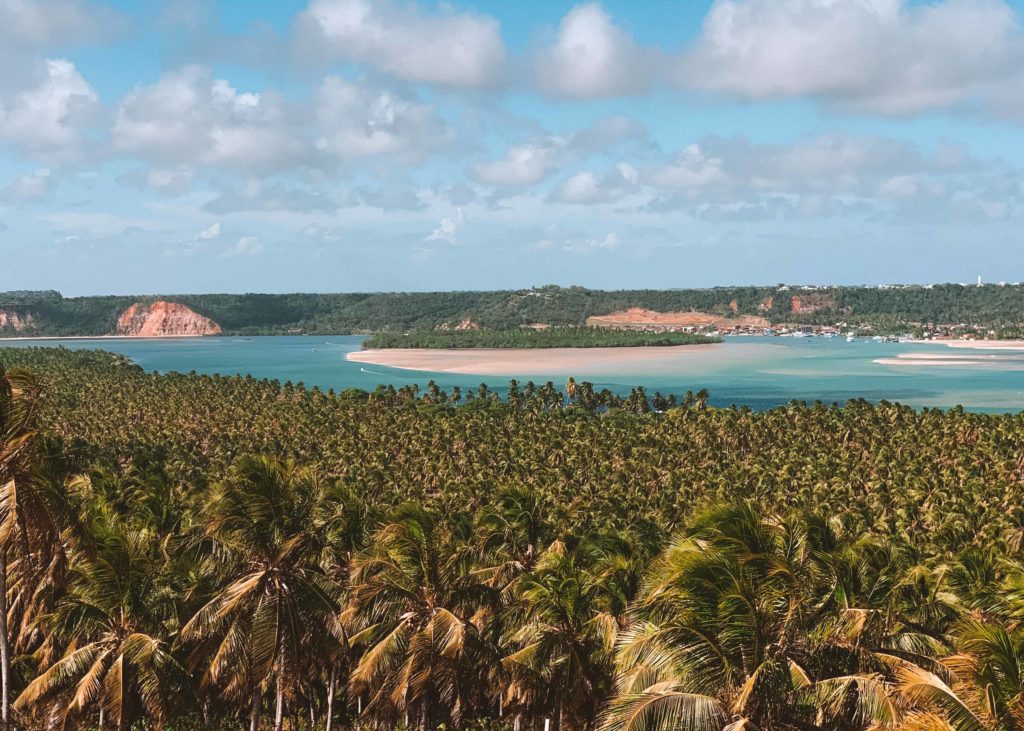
347,344,723,376
875,352,1024,369
920,340,1024,351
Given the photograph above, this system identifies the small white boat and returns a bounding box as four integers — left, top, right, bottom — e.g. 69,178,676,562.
846,335,855,342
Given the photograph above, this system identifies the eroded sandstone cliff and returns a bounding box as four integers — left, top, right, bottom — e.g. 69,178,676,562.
115,301,221,336
0,310,33,332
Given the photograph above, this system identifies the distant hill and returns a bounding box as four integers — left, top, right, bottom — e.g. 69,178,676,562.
1,284,1022,337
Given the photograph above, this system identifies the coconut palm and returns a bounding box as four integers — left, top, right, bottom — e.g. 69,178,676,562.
14,518,188,730
504,539,621,731
603,504,939,730
0,365,44,729
179,455,343,731
346,504,498,729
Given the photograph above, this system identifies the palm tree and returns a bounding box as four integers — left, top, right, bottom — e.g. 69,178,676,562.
179,455,343,731
898,617,1024,730
602,504,937,730
14,519,188,730
0,365,43,729
504,540,619,731
346,504,498,729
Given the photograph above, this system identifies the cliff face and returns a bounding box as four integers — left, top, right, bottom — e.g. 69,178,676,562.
115,302,221,337
790,293,836,315
0,310,33,332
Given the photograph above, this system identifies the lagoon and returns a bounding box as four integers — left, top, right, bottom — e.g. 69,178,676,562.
3,335,1024,413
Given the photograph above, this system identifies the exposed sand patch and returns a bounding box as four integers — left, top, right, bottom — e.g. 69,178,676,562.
586,308,768,330
347,344,723,376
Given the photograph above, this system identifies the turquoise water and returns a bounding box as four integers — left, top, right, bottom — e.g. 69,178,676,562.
3,336,1024,412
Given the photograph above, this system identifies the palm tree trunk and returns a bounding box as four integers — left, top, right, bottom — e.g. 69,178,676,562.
274,673,284,731
249,691,260,731
0,547,8,731
324,666,336,731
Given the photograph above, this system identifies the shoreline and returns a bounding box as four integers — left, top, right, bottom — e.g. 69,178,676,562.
347,344,723,376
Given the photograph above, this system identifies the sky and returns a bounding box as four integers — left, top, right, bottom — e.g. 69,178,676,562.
2,0,1024,295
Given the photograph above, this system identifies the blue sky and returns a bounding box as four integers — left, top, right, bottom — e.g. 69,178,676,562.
2,0,1024,295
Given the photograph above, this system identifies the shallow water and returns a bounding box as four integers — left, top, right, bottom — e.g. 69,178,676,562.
3,335,1024,413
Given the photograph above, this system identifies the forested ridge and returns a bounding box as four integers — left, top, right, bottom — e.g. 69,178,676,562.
3,283,1024,336
3,347,1024,730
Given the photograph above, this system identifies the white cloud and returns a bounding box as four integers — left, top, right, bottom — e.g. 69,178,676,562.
220,235,264,258
1,168,54,201
678,0,1024,115
553,163,639,204
196,222,221,240
0,59,98,161
113,67,303,174
536,3,653,99
638,132,1018,223
314,76,452,161
425,208,464,245
472,142,560,188
298,0,506,88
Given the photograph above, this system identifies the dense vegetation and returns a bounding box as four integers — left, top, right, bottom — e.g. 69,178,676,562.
362,328,719,349
3,346,1024,730
3,283,1024,336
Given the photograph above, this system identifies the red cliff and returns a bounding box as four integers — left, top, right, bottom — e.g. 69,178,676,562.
115,301,221,337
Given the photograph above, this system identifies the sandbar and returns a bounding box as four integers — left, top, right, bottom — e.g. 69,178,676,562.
347,344,724,376
916,340,1024,351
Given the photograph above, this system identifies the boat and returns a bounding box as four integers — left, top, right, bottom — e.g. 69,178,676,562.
846,335,855,342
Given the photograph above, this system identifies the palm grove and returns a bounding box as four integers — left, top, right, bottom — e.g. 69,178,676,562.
3,349,1024,730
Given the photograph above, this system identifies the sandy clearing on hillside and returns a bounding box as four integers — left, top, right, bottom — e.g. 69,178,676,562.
586,308,768,330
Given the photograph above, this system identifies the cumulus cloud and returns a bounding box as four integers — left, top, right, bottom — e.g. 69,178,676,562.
110,67,451,177
552,163,639,204
0,59,99,161
113,67,303,174
297,0,506,88
472,116,650,192
639,133,1019,222
1,168,55,201
472,142,560,188
314,76,452,161
678,0,1024,115
425,208,464,245
536,3,653,99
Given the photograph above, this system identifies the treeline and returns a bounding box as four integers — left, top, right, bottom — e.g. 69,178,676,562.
4,283,1024,336
4,349,1024,730
362,327,718,349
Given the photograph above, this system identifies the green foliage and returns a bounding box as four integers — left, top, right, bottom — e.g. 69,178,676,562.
5,348,1024,730
4,283,1024,336
362,328,719,349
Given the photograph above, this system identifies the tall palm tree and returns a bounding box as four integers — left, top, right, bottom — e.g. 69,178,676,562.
179,456,343,731
346,504,498,729
504,540,619,731
602,504,937,730
14,519,188,730
0,365,43,729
